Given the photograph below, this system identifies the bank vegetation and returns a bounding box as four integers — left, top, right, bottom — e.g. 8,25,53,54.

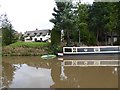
2,42,50,56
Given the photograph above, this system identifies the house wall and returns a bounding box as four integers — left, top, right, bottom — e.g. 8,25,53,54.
24,33,51,42
25,36,32,42
25,39,32,42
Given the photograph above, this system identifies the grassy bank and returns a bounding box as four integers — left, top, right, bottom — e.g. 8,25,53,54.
10,42,49,47
2,42,50,56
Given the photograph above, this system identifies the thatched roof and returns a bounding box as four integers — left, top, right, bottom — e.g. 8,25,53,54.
24,29,50,37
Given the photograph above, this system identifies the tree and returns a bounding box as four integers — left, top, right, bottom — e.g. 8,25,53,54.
88,2,112,45
50,2,65,46
74,3,96,45
50,2,76,46
50,1,120,46
105,3,118,45
88,2,120,46
51,28,61,45
115,2,120,44
0,14,16,46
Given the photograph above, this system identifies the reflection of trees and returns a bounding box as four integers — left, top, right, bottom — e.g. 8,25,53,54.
50,62,81,88
50,62,118,88
2,56,55,69
2,62,16,88
64,54,119,60
50,61,61,88
118,67,120,89
2,56,118,88
2,56,57,88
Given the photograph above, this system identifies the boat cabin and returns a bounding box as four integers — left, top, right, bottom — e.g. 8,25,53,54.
63,46,120,55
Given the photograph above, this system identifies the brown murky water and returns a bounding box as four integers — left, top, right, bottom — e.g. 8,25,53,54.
2,56,119,88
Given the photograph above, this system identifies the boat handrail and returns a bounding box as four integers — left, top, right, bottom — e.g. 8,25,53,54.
63,46,119,48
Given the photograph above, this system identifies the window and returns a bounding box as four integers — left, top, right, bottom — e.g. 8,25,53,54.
65,48,72,52
42,35,46,36
40,38,42,41
34,33,37,35
84,48,88,52
40,33,42,35
30,37,32,40
34,38,37,42
94,48,100,52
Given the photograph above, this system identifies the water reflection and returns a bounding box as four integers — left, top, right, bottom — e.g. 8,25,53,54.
2,61,17,88
2,56,118,88
51,61,118,88
2,56,55,88
60,62,67,80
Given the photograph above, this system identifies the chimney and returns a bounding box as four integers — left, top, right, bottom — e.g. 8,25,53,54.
36,28,38,31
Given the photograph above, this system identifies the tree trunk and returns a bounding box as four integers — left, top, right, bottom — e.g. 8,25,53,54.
105,33,107,46
96,30,99,45
79,30,80,44
66,31,70,46
110,31,113,46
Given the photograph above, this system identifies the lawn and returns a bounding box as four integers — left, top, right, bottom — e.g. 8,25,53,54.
9,42,50,47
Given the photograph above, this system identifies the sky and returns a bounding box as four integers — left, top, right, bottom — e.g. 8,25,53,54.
0,0,94,33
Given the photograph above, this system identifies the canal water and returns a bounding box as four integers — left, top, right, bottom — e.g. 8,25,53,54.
2,56,119,88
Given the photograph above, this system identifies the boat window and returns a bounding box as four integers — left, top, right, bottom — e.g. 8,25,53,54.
77,48,84,52
65,48,72,52
100,48,118,51
119,47,120,51
73,48,76,52
77,48,94,52
94,48,100,52
84,48,88,52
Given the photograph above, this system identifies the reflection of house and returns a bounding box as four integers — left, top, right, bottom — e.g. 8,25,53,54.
24,29,51,42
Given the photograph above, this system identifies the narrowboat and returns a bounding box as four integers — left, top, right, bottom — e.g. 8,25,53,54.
63,46,120,55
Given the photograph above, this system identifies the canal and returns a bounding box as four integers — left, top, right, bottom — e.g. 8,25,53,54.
2,56,119,88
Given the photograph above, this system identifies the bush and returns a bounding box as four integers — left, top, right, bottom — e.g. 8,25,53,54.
51,29,61,46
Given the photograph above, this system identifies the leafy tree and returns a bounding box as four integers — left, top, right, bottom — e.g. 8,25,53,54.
51,28,61,45
115,2,120,44
0,14,17,46
88,3,111,45
50,2,76,46
105,3,118,45
74,3,97,45
88,2,120,45
49,29,61,54
50,2,65,46
50,1,120,46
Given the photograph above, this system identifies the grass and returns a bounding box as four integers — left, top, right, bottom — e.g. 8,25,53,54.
9,42,50,48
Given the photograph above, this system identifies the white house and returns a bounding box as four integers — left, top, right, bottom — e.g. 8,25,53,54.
24,29,51,42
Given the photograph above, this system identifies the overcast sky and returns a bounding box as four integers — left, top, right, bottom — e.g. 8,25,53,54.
0,0,94,33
